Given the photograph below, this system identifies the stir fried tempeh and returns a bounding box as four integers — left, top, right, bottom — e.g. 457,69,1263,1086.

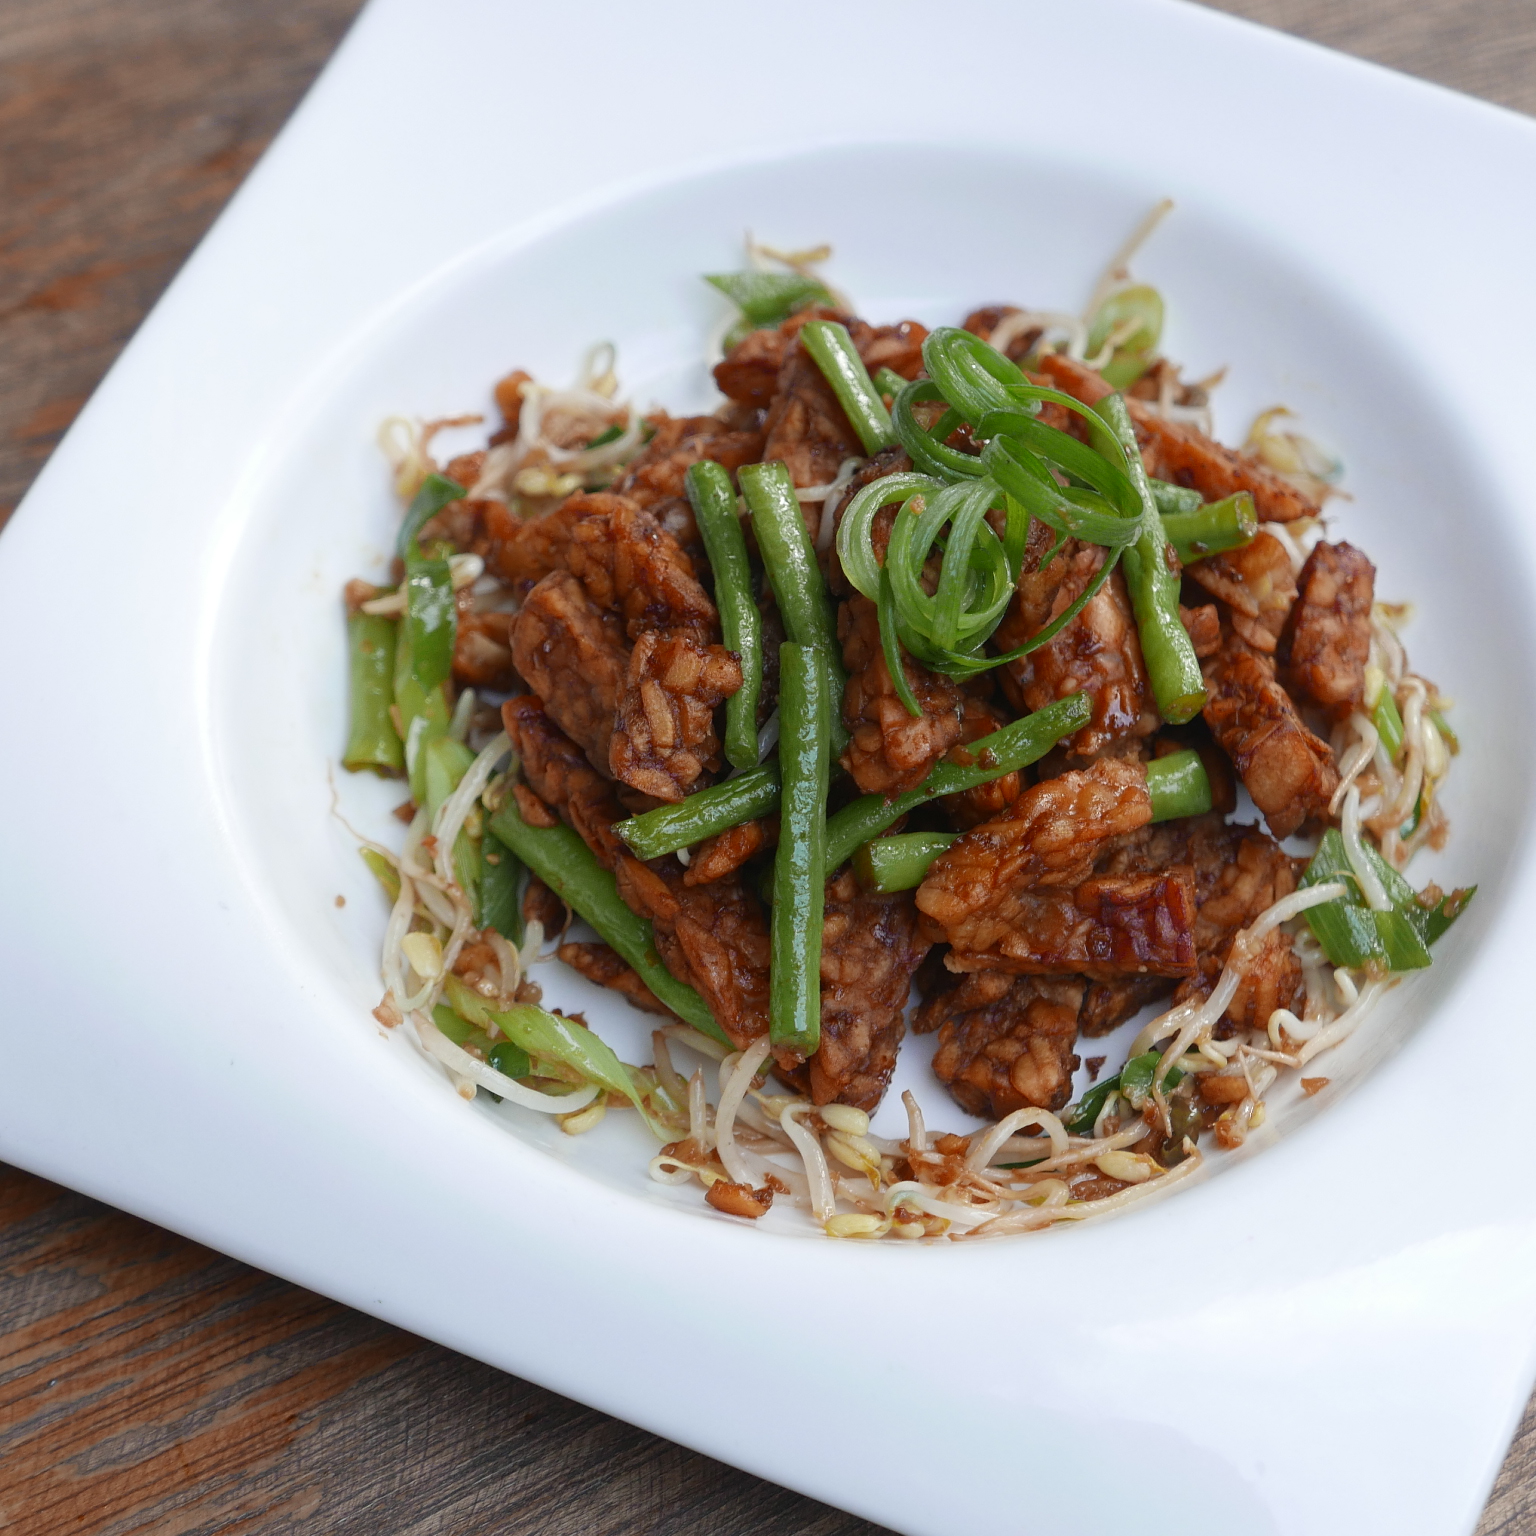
343,216,1470,1240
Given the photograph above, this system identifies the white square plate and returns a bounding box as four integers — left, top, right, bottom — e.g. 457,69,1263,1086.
4,2,1536,1531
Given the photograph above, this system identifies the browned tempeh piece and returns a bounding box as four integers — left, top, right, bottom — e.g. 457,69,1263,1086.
613,856,774,1055
837,594,965,796
501,695,628,869
932,872,1198,980
915,758,1198,977
941,697,1025,830
609,631,742,802
921,972,1085,1119
557,940,678,1019
993,521,1157,759
1036,352,1321,523
683,818,778,887
1185,530,1297,653
490,491,718,642
1280,540,1375,720
919,757,1155,913
808,871,930,1111
509,571,628,775
1201,631,1338,839
612,412,764,509
761,327,864,491
452,607,519,690
751,310,928,494
1100,813,1304,1031
1077,975,1175,1038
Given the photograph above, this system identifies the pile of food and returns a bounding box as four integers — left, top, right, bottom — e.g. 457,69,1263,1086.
341,218,1470,1239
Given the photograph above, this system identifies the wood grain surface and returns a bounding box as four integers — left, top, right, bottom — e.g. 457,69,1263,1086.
2,2,1534,1531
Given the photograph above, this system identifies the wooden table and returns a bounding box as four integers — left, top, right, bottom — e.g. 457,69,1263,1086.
2,2,1533,1530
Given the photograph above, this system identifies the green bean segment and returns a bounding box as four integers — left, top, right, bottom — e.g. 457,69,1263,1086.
615,762,780,861
488,800,728,1044
770,645,831,1055
739,460,849,753
686,459,762,770
798,319,896,454
1160,492,1258,564
1093,393,1207,724
823,692,1091,871
344,613,404,774
1145,750,1213,822
1150,479,1203,516
852,832,957,893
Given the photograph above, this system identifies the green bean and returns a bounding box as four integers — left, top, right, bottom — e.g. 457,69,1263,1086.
739,460,849,753
1149,479,1203,516
852,832,956,893
1160,491,1258,564
686,460,761,769
1146,750,1213,822
823,692,1090,871
798,319,897,454
487,800,728,1044
1093,394,1206,724
739,461,840,655
343,613,404,774
770,644,831,1055
615,762,780,861
849,743,1206,891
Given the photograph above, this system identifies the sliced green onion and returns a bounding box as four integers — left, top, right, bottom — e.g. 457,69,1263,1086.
891,379,989,480
398,472,466,558
344,613,404,775
1374,688,1405,761
798,319,896,454
493,1003,669,1133
1299,828,1473,970
873,366,908,398
1431,710,1460,755
1085,284,1164,389
706,271,831,342
478,830,524,943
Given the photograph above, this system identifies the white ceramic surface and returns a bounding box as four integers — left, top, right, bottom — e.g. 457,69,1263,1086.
3,3,1535,1532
